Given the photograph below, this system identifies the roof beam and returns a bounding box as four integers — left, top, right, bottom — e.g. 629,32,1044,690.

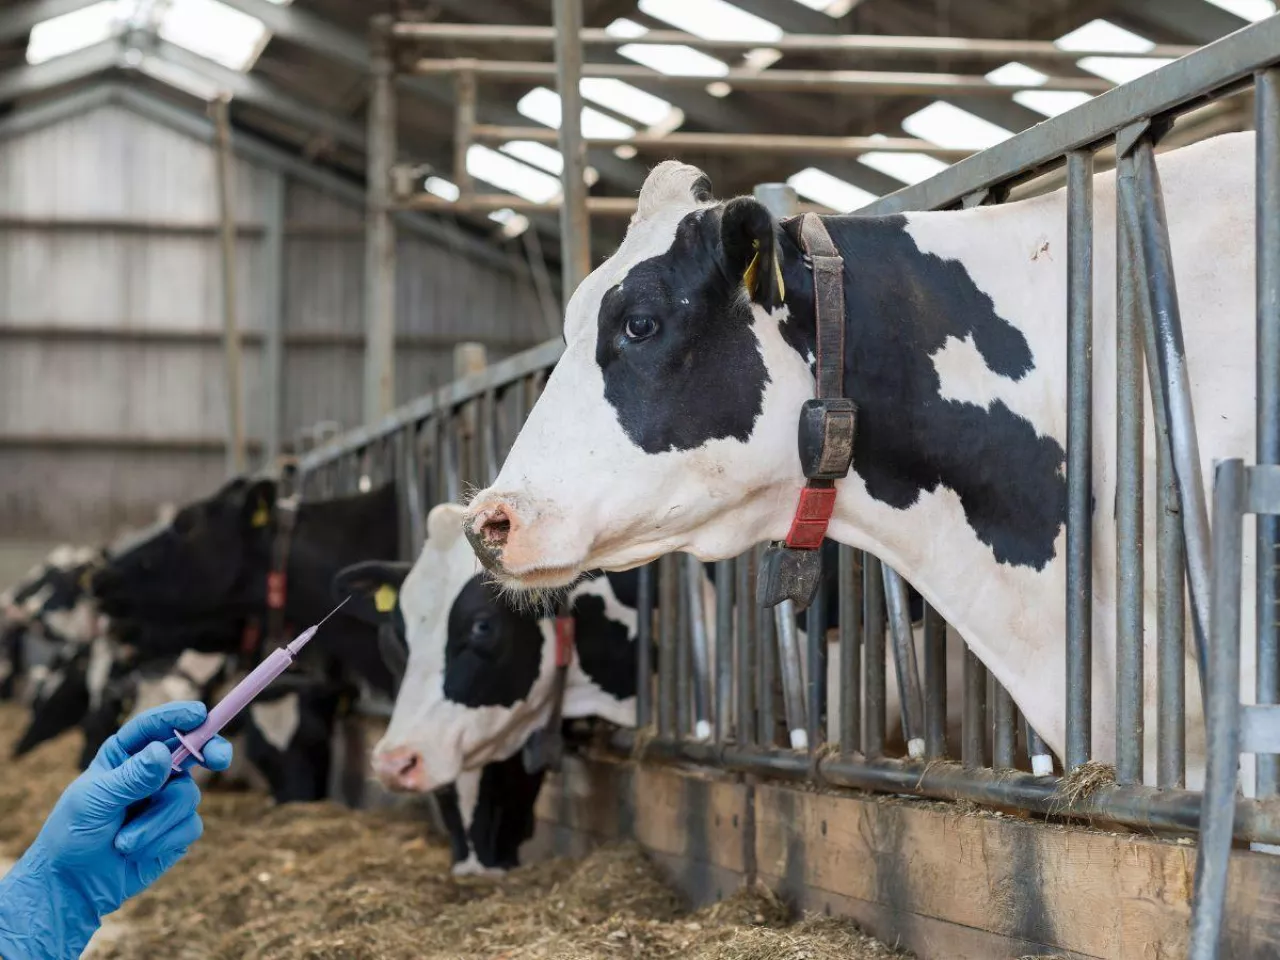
1114,0,1247,46
0,0,98,47
0,35,119,103
142,36,366,152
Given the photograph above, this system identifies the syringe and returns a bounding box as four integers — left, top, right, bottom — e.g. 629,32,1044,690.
168,597,350,773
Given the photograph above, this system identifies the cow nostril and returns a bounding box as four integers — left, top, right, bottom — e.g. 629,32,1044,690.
479,508,512,547
398,753,420,778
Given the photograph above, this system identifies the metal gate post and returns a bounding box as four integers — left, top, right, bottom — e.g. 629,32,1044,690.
884,568,925,758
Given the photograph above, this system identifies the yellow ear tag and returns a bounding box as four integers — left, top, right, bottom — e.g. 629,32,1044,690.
251,500,270,528
374,584,398,613
773,255,786,301
742,239,762,298
78,569,92,591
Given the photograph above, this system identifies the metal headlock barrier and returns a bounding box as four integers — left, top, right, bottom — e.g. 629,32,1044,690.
297,13,1280,958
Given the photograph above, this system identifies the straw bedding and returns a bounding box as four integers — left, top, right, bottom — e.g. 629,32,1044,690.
0,703,910,959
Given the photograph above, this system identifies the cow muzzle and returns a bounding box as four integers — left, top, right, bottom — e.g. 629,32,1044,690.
372,746,430,792
463,500,515,575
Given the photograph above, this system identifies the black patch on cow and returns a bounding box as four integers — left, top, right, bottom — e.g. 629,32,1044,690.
15,648,89,757
596,209,771,454
773,213,1064,570
571,592,634,701
444,575,544,708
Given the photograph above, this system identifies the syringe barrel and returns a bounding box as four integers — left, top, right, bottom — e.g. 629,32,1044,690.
169,646,294,771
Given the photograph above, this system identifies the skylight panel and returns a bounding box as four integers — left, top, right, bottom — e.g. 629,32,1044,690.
985,62,1049,87
618,43,730,76
425,177,461,201
26,0,123,65
901,102,1013,150
985,61,1094,118
159,0,269,72
517,87,637,139
638,0,782,42
787,167,877,213
1202,0,1275,20
1053,19,1171,86
790,0,857,15
1014,90,1095,117
605,18,649,39
1055,19,1155,53
136,53,224,100
467,146,561,203
500,141,564,175
857,136,949,185
580,78,675,127
489,208,531,238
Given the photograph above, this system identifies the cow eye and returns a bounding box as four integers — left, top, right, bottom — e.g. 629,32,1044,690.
470,618,493,640
623,316,659,342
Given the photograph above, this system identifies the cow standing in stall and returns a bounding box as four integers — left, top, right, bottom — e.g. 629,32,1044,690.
462,134,1259,791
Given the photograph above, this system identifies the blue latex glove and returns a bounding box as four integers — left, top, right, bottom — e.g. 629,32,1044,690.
0,701,232,960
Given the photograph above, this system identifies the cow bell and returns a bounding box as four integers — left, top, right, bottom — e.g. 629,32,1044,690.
757,544,823,610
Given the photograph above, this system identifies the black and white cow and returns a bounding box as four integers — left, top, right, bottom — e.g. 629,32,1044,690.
91,475,399,697
463,137,1258,789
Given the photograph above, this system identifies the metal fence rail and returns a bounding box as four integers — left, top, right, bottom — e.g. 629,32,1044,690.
300,14,1280,879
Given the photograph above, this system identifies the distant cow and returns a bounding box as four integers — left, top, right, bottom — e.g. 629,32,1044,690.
92,475,399,697
462,138,1258,788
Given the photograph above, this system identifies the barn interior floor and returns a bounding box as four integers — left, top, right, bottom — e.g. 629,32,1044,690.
0,704,909,959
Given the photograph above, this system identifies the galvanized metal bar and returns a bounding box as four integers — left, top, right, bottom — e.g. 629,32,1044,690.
883,567,925,759
551,0,590,294
260,170,285,465
441,411,460,504
807,570,828,751
1115,136,1146,787
404,425,426,554
453,70,476,197
993,682,1016,770
365,16,397,425
1065,148,1094,772
636,563,654,731
658,554,678,740
962,649,988,770
411,58,1113,96
923,603,947,760
775,602,808,750
715,559,735,743
1025,720,1053,776
838,546,862,754
616,733,1280,846
211,96,247,478
686,557,713,741
677,552,692,739
1127,136,1213,690
392,21,1193,61
1257,68,1280,798
469,124,972,160
758,586,778,747
1188,459,1247,960
737,550,758,746
864,556,886,758
481,388,500,485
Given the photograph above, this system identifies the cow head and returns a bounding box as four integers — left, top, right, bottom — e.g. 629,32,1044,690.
332,560,412,690
372,504,637,793
464,162,814,588
92,477,275,618
13,639,91,757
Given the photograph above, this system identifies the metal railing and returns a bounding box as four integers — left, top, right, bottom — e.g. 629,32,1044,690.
296,15,1280,954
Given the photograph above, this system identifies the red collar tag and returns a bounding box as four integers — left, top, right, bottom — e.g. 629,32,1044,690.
266,571,287,611
554,616,575,668
240,619,260,657
783,484,837,551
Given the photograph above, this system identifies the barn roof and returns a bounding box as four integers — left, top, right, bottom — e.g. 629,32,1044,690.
0,0,1267,271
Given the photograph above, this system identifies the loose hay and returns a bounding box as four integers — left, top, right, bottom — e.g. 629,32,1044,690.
0,703,912,960
1054,760,1117,808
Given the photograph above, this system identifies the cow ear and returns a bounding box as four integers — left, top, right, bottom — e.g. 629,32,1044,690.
427,503,468,546
720,196,785,311
240,479,277,530
332,560,412,626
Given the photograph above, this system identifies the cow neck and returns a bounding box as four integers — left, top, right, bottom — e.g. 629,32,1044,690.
757,213,857,609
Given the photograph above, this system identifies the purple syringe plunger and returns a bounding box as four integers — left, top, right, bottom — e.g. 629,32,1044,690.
168,597,349,772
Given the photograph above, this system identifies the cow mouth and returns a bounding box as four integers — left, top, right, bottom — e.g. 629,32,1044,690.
488,562,586,592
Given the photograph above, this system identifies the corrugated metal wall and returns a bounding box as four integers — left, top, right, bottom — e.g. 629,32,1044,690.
0,101,548,544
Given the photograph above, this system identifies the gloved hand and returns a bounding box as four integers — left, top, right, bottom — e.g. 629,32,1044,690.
0,701,232,960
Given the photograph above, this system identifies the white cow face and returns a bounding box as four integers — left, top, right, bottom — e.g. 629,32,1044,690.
373,504,561,792
464,162,815,589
